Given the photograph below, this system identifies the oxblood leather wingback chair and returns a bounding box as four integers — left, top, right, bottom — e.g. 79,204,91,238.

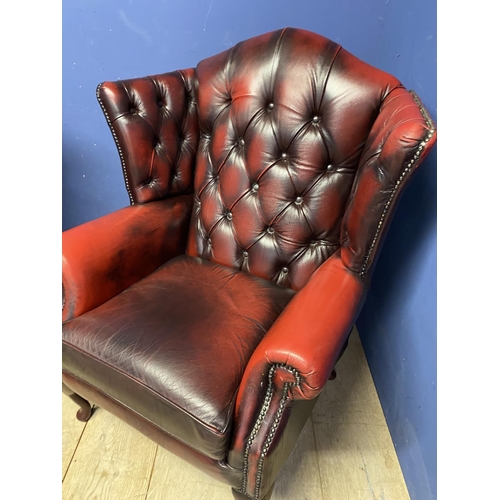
62,28,436,500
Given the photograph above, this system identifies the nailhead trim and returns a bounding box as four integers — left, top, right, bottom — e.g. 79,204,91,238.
96,83,135,205
359,91,435,277
239,364,301,499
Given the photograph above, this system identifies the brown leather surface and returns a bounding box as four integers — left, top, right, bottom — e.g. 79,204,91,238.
186,27,402,290
62,372,243,488
63,255,295,460
62,195,193,322
97,69,199,204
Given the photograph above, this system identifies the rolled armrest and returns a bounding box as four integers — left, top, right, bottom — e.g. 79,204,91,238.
239,251,365,400
62,195,193,322
228,252,366,469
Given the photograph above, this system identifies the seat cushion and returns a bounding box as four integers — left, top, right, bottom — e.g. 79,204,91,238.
62,255,295,460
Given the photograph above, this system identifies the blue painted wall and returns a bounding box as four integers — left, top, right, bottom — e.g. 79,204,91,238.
353,2,437,500
63,1,436,499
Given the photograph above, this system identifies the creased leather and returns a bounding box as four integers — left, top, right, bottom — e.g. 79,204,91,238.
97,69,199,204
63,26,437,499
62,195,193,322
62,372,243,488
228,251,366,470
63,255,294,459
341,87,436,276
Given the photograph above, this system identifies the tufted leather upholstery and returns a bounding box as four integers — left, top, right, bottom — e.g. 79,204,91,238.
186,28,417,289
62,27,436,500
97,70,199,204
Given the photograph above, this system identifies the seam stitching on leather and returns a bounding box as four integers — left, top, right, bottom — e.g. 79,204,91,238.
239,363,300,498
317,44,342,111
268,27,288,94
62,340,228,435
62,370,229,461
359,91,436,277
96,82,135,205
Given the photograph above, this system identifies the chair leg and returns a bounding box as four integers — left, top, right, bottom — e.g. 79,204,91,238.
62,383,94,422
232,483,275,500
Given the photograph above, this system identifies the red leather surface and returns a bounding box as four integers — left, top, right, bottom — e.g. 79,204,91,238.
341,88,436,276
97,69,198,204
62,195,192,322
64,26,437,499
229,252,366,468
63,255,294,459
186,27,401,290
232,366,317,498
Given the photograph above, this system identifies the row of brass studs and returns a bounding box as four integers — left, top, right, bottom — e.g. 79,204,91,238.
239,364,301,499
95,83,135,205
359,91,436,277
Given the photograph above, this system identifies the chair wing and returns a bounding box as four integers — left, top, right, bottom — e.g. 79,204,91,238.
62,27,436,500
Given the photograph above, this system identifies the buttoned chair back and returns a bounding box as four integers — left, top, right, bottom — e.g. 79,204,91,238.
64,28,436,500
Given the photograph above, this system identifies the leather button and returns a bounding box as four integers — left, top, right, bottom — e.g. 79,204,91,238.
267,227,275,235
129,107,137,114
326,164,333,171
158,101,163,108
252,183,259,192
238,138,245,147
242,251,249,258
312,116,320,123
226,212,233,221
295,196,303,205
282,267,289,274
207,238,212,245
281,152,288,160
268,103,274,110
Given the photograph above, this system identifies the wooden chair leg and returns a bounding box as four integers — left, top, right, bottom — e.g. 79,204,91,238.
232,483,275,500
62,382,94,422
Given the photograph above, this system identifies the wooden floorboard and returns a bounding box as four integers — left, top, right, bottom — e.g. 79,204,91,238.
62,327,410,500
272,418,325,500
310,329,411,500
146,445,233,500
62,403,157,500
62,395,87,480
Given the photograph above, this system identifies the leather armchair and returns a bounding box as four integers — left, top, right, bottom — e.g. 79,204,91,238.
62,28,436,500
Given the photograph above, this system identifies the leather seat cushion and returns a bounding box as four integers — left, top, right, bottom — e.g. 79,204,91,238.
62,255,295,460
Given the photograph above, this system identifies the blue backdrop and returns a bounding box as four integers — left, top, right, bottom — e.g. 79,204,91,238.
63,2,437,499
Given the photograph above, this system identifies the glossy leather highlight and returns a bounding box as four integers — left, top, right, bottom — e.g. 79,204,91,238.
97,69,198,204
186,28,410,290
62,195,193,322
63,255,294,459
62,27,437,500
